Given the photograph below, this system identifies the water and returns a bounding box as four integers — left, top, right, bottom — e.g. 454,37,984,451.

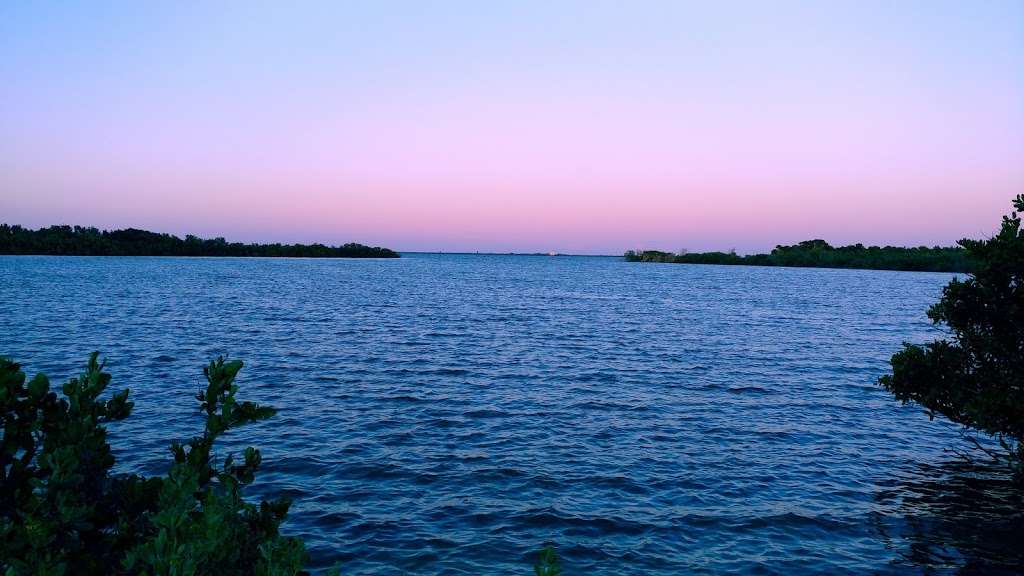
1,254,1021,574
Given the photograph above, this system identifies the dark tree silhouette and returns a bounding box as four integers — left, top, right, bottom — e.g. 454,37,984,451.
880,195,1024,477
0,224,399,258
625,240,971,272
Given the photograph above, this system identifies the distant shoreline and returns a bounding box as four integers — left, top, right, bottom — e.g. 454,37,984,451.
403,251,620,257
0,225,974,271
625,239,972,273
0,224,399,259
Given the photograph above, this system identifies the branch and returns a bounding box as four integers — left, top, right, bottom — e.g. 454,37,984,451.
958,429,1004,462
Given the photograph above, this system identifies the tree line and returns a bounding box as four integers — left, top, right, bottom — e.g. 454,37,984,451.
0,224,399,258
625,239,971,272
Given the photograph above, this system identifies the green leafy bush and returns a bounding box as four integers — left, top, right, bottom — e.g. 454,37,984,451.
880,195,1024,478
2,353,562,574
533,545,562,576
1,353,305,576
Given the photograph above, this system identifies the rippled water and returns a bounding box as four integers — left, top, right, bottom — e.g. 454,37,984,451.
2,255,1021,574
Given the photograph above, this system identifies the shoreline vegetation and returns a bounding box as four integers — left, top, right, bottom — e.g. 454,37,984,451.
625,239,972,273
0,354,560,575
0,224,399,258
880,194,1024,479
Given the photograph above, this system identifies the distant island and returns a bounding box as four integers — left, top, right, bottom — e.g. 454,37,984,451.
0,224,399,258
625,239,972,273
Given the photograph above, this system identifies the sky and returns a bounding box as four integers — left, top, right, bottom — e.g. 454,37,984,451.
1,1,1022,254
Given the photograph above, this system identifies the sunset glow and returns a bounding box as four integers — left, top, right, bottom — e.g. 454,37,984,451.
2,1,1022,253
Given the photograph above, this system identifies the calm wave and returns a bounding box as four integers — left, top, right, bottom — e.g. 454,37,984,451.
1,254,1020,574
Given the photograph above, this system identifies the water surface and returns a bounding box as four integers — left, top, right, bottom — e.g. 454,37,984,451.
1,254,1020,574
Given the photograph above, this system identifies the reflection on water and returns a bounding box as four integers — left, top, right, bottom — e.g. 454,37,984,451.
875,459,1024,575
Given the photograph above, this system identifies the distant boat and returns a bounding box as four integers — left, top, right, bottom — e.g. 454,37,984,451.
548,251,558,256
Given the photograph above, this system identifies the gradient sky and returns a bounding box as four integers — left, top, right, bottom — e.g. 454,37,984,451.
2,1,1022,254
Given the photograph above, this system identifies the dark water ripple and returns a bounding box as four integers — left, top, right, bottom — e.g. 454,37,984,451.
1,254,1021,574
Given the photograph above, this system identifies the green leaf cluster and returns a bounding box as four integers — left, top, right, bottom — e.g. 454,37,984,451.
2,354,562,574
1,354,306,576
533,545,561,576
880,195,1024,477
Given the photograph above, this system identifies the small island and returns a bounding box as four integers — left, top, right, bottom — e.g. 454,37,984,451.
625,239,971,273
0,224,399,258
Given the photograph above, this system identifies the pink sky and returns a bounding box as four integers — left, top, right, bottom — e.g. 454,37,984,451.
2,2,1022,253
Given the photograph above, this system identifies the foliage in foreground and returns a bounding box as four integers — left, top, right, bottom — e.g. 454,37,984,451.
533,545,562,576
880,195,1024,478
0,224,399,258
1,354,562,575
625,240,971,272
0,354,305,575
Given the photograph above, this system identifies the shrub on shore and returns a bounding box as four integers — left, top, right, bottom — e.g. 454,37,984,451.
1,354,561,575
880,195,1024,478
0,353,306,575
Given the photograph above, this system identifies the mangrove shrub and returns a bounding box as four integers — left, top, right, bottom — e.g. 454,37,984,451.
0,354,306,575
880,195,1024,477
1,354,563,574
